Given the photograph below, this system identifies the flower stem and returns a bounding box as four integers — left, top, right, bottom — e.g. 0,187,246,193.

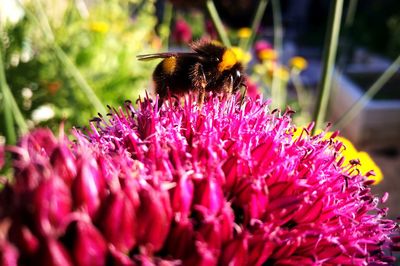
19,0,106,115
206,0,231,47
0,35,28,144
333,54,400,130
291,72,308,113
159,1,173,49
242,0,269,51
344,0,358,28
271,0,283,109
312,0,344,134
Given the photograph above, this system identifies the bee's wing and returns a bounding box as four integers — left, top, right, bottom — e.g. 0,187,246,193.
137,52,200,61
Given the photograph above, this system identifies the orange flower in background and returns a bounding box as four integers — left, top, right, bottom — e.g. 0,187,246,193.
46,81,61,95
258,49,278,62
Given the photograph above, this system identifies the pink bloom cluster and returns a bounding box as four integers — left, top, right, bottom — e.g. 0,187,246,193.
0,94,398,265
172,19,192,45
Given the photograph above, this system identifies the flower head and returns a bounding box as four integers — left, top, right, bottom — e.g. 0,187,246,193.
0,94,397,265
289,56,308,72
88,21,109,33
237,27,252,39
172,18,192,45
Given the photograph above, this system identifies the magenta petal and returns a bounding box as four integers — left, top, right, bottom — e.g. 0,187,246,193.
34,177,72,235
170,175,194,216
50,145,77,186
194,177,224,215
64,220,107,266
97,190,137,253
8,223,39,256
136,185,172,252
39,239,73,266
72,157,104,218
0,241,19,266
219,233,248,265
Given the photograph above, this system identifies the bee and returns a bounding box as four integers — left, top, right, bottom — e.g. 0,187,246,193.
137,40,245,105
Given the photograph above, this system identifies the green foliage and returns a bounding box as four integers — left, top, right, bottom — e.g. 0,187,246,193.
1,0,158,134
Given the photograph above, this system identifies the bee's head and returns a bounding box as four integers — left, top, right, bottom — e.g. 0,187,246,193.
191,41,239,72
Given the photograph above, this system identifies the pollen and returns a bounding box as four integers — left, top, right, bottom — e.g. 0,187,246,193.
162,57,177,75
218,49,237,72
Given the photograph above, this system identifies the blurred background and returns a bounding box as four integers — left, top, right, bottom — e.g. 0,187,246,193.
0,0,399,217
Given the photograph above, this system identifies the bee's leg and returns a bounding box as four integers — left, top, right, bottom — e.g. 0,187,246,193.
240,83,248,106
192,63,207,107
220,75,234,101
228,75,234,95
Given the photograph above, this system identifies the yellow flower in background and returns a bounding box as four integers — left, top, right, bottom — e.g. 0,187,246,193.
272,66,289,81
237,27,252,39
231,46,251,65
289,56,308,72
292,129,383,184
88,21,109,33
357,152,383,184
259,49,278,61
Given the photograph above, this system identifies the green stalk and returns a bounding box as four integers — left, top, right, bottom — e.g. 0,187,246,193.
0,34,28,144
242,0,269,51
0,56,16,145
159,1,173,49
52,45,106,114
19,0,106,114
333,55,400,130
271,0,283,109
291,72,308,112
206,0,231,47
312,0,344,134
344,0,358,28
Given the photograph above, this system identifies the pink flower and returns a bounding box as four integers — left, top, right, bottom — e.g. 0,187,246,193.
0,144,4,170
172,18,192,45
0,94,397,265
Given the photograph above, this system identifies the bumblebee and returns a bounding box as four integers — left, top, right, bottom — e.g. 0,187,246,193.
137,40,245,105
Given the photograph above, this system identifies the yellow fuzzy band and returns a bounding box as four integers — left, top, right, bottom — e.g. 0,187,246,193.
162,57,177,75
218,49,237,72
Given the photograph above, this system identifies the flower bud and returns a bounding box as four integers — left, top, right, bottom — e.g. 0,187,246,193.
218,204,234,244
219,233,248,265
107,245,135,266
96,191,137,253
33,177,72,235
136,185,172,253
233,178,268,223
8,223,39,256
170,175,194,216
183,241,217,266
62,220,107,266
38,239,73,266
19,129,58,157
194,177,224,216
0,144,5,170
0,241,18,266
72,157,104,218
50,145,77,186
164,217,196,259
